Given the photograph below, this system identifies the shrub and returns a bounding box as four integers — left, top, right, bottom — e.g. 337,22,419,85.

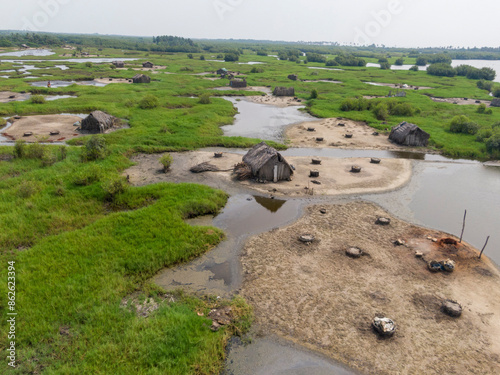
109,64,116,70
200,55,205,60
224,53,239,62
31,95,46,104
256,51,267,56
449,115,479,135
373,103,389,121
198,93,211,104
325,60,339,66
85,62,92,68
124,99,135,107
41,150,57,167
17,180,41,198
340,97,367,112
395,58,404,66
25,142,46,159
159,153,173,172
492,87,500,98
485,130,500,152
334,54,366,67
187,54,193,59
250,67,263,73
216,54,223,59
477,80,493,91
180,67,193,72
380,62,391,70
391,103,417,116
416,56,427,66
477,104,487,113
310,89,318,99
139,95,159,109
102,176,128,201
476,128,493,142
409,65,419,72
59,145,67,161
81,135,108,161
306,53,326,63
427,63,457,77
14,140,26,158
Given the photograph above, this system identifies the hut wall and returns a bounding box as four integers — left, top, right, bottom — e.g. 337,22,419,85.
389,122,430,147
273,87,295,96
133,74,151,84
256,157,292,181
230,80,247,88
143,62,154,68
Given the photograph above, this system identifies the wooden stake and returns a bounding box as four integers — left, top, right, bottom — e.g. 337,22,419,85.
479,236,490,259
459,210,467,243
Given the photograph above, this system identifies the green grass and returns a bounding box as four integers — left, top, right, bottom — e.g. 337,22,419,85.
1,45,500,373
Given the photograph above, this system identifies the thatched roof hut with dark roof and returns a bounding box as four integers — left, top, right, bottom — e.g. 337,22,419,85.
273,86,295,96
133,74,151,84
142,61,154,68
491,99,500,108
230,78,247,88
81,111,119,134
389,121,430,147
112,61,124,68
242,142,293,182
288,74,298,81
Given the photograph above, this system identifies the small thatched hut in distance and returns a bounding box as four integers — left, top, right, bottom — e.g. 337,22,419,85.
112,61,124,68
273,86,295,96
288,74,298,81
217,68,228,77
142,61,154,68
491,99,500,107
230,78,247,88
389,121,430,147
81,111,119,134
242,142,293,182
133,74,151,84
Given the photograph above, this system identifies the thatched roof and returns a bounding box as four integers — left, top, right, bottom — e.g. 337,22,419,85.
243,142,292,174
133,74,151,83
142,61,154,67
491,99,500,107
273,86,295,96
81,110,118,133
389,121,430,147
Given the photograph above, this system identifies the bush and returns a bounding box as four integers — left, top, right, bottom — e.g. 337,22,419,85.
187,54,193,59
373,103,389,121
250,67,263,73
340,97,367,112
85,62,93,68
159,153,173,172
256,51,267,56
25,142,46,160
492,88,500,98
476,128,493,142
59,145,67,161
14,140,26,158
395,58,404,66
139,95,159,109
449,115,479,135
224,53,239,62
180,67,193,72
310,89,318,99
334,54,366,67
198,93,211,104
477,80,493,91
102,176,128,201
477,104,487,113
380,62,391,70
17,180,41,198
41,150,57,167
427,63,457,77
325,60,339,66
110,64,116,70
416,56,427,66
31,95,46,104
216,54,223,59
391,103,417,116
306,53,326,63
485,130,500,152
81,135,108,162
200,55,205,60
409,65,419,72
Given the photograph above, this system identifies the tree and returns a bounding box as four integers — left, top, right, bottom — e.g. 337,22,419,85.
395,58,404,66
427,63,457,77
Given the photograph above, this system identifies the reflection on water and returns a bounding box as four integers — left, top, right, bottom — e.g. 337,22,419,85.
0,49,54,57
254,196,286,213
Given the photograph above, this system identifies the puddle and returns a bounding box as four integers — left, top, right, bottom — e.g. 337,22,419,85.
220,97,318,141
225,336,361,375
45,95,78,101
30,80,108,88
152,194,304,296
237,62,266,65
206,60,225,62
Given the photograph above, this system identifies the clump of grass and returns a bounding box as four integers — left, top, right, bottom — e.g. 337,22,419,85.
159,153,173,172
139,95,159,109
73,164,103,186
198,93,211,104
17,180,41,198
31,95,46,104
102,175,128,201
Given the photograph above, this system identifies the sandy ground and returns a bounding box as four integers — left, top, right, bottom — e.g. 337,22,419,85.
285,118,421,151
125,151,411,197
247,95,304,107
0,91,30,103
2,115,83,141
239,201,500,375
94,78,132,84
117,65,166,72
431,97,491,106
213,86,273,95
364,82,432,90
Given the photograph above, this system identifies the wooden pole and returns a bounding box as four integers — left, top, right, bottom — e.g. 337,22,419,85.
478,236,490,259
459,210,467,243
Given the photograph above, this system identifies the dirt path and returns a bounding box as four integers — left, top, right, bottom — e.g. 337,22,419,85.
0,91,30,103
125,151,412,197
430,97,491,106
239,201,500,375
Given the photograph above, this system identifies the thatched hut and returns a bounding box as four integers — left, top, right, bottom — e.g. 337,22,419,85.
142,61,154,68
230,78,247,88
217,68,228,77
112,61,124,68
242,142,293,182
389,121,430,147
273,86,295,96
133,74,151,84
81,111,119,134
491,99,500,107
21,44,29,49
288,74,298,81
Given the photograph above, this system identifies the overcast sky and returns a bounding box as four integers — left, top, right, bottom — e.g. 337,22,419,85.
2,0,499,48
